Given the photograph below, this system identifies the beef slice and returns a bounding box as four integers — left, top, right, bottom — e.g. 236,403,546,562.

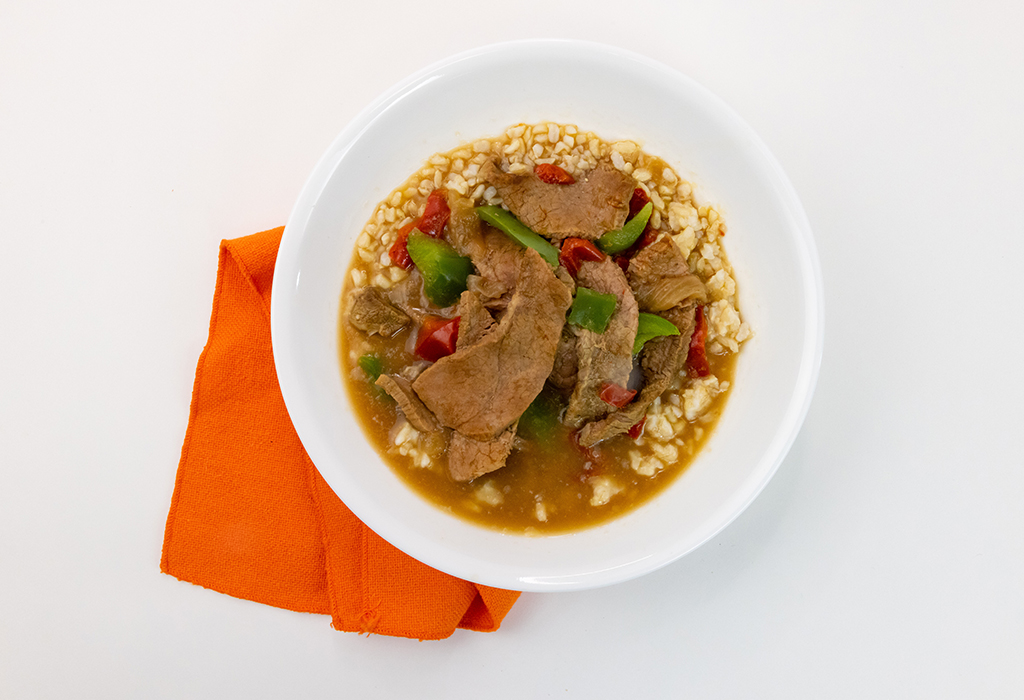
481,159,634,241
564,257,639,427
412,248,572,441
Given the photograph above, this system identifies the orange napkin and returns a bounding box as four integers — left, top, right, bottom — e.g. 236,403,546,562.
160,226,519,639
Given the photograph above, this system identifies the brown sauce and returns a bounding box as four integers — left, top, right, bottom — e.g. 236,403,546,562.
337,122,746,535
340,280,737,535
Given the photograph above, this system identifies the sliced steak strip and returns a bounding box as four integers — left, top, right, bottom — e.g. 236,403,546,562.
548,326,578,392
412,248,572,441
466,274,508,309
564,257,639,427
445,192,483,255
578,302,696,446
475,227,522,294
349,287,411,336
375,374,441,433
480,159,634,241
554,265,576,295
455,290,496,350
446,193,522,301
447,422,518,482
386,270,431,322
626,237,707,312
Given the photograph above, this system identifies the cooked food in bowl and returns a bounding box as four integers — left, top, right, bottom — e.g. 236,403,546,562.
340,122,750,534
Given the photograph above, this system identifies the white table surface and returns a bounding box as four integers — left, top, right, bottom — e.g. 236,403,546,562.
3,1,1022,697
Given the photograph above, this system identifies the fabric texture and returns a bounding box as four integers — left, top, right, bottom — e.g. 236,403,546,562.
160,226,519,639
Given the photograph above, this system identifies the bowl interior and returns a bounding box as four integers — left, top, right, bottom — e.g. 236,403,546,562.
271,40,822,591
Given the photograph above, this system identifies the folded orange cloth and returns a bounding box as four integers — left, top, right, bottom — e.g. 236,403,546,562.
161,227,520,639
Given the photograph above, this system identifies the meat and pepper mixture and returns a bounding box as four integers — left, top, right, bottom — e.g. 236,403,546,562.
341,123,750,533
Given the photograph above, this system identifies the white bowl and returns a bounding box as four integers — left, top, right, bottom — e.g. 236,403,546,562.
271,40,823,592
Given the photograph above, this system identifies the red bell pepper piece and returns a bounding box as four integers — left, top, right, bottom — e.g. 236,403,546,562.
628,187,650,217
559,237,605,277
416,188,451,238
627,416,646,439
535,163,575,185
388,221,416,269
599,382,636,408
639,227,658,248
687,306,711,377
388,189,451,269
414,315,460,362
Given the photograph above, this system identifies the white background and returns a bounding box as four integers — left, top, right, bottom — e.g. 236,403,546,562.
2,1,1022,698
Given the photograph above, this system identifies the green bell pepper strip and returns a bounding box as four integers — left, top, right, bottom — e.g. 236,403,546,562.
568,286,618,334
357,354,384,382
633,312,680,355
597,202,654,254
518,385,564,444
406,230,474,308
475,206,560,267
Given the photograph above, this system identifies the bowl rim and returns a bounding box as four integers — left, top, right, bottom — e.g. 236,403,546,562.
271,39,824,591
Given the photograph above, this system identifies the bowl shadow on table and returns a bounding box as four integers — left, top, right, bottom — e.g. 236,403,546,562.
664,433,808,583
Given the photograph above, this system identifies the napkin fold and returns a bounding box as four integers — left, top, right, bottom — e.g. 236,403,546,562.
160,227,519,639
